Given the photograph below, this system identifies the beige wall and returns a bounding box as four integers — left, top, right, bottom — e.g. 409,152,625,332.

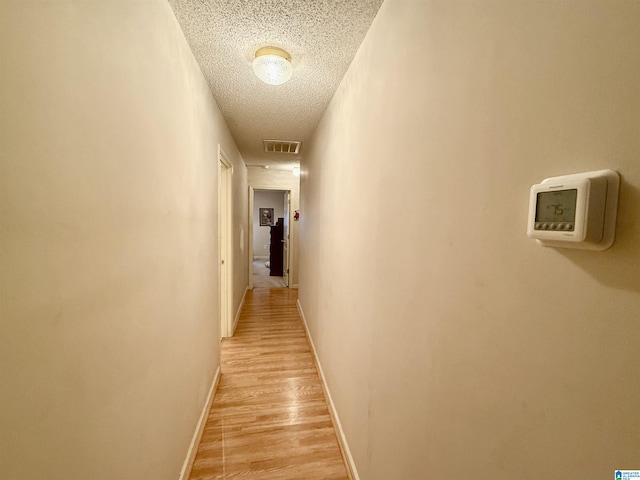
299,1,640,479
248,167,300,286
0,2,247,479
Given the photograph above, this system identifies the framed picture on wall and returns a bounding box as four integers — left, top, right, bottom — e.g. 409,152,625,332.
259,208,274,226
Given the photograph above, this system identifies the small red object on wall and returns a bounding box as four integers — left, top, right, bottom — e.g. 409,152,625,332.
294,210,300,221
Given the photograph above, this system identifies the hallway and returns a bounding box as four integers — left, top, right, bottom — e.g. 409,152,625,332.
188,288,349,480
3,2,639,478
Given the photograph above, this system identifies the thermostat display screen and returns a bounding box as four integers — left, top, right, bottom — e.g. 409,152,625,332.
535,189,577,222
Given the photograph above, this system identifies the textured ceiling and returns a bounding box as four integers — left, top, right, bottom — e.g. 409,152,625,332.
168,0,384,167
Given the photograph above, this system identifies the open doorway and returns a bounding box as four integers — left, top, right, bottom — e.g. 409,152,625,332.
250,188,291,289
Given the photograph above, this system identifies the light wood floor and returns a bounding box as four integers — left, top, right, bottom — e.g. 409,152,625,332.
188,288,350,480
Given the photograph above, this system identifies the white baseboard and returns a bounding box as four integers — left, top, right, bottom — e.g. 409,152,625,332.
178,366,221,480
296,300,359,480
232,286,249,336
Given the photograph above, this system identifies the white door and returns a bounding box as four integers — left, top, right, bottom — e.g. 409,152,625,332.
218,148,232,337
283,192,290,287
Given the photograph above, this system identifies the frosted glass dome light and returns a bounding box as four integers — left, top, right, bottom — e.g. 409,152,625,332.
253,47,293,85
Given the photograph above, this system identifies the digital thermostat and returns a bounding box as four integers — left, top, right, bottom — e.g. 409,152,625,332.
527,169,619,250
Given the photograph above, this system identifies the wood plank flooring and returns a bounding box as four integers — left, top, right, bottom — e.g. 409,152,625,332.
188,288,350,480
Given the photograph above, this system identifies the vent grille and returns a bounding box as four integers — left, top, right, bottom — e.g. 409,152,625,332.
263,140,301,154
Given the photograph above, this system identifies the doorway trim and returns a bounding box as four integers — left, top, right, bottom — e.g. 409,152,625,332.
218,145,233,338
248,186,293,290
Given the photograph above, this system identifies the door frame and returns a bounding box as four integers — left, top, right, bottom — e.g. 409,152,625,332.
248,186,292,289
282,191,290,287
218,145,233,338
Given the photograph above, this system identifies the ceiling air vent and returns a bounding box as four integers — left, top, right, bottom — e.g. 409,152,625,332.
263,139,301,154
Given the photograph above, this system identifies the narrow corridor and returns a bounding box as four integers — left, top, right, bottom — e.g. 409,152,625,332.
188,288,350,480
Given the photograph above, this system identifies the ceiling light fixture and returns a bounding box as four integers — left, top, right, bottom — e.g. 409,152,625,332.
253,46,293,85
